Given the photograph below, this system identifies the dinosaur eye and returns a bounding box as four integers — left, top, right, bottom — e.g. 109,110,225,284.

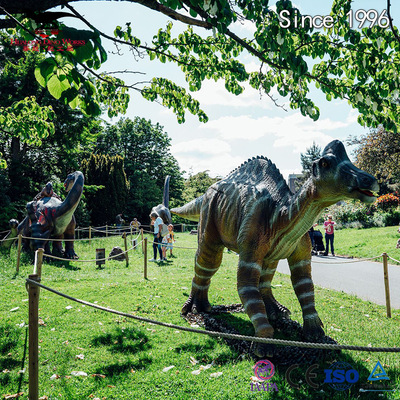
321,161,328,168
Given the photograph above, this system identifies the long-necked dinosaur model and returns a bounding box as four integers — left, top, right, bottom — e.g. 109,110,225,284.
171,140,378,357
151,175,172,224
2,172,84,259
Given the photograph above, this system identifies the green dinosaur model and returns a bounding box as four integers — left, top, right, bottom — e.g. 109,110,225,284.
171,140,378,356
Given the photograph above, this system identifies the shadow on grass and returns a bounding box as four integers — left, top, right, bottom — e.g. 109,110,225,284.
94,356,152,377
45,258,80,271
91,327,150,354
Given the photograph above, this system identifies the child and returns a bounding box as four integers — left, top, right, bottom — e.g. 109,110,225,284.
161,234,168,261
166,224,175,257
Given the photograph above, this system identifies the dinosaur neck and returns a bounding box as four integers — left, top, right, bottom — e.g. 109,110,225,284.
269,178,333,258
56,172,84,220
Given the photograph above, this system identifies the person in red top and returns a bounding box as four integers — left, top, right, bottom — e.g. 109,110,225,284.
323,214,336,256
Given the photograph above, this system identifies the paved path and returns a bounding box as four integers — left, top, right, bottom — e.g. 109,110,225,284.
277,255,400,309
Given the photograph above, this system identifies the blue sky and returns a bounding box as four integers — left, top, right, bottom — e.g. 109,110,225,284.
61,0,399,179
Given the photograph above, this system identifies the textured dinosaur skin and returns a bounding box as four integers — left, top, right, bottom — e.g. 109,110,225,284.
151,175,172,224
171,140,378,357
5,172,84,258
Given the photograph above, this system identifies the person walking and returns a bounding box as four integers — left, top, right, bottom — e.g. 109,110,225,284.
323,214,336,256
149,211,164,262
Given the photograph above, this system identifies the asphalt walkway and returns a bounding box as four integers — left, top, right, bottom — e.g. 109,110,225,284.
277,255,400,309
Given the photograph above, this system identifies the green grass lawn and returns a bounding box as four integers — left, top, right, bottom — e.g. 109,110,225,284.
1,230,399,400
315,225,400,263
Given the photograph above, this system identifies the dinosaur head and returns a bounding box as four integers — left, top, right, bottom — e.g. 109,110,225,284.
44,182,53,197
64,172,76,192
312,140,379,204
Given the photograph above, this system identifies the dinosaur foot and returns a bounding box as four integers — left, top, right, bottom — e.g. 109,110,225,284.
302,316,325,341
181,294,211,315
252,342,275,359
64,249,79,260
265,300,291,326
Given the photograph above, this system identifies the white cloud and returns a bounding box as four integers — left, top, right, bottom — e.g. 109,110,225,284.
172,138,231,155
194,79,272,109
198,111,355,152
202,115,271,140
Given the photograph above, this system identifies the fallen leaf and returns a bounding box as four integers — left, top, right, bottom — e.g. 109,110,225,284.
65,306,73,310
39,396,48,400
2,369,10,374
75,354,84,360
3,393,24,399
107,385,115,388
191,369,201,375
10,307,19,312
210,372,223,378
91,374,106,378
17,368,26,375
162,366,175,372
250,376,264,383
70,371,87,377
190,324,200,328
38,319,46,326
189,356,198,366
50,374,60,380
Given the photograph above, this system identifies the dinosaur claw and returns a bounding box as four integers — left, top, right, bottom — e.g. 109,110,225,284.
252,342,275,358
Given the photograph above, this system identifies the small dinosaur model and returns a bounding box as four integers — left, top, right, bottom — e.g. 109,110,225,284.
151,175,172,224
4,172,84,258
171,140,378,356
33,181,62,202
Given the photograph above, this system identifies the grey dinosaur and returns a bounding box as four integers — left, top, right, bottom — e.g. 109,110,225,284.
3,171,84,259
151,175,172,224
171,140,378,356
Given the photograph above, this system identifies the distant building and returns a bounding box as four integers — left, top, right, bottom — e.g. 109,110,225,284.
287,173,303,193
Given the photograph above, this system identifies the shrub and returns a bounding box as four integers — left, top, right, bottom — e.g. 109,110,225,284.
375,193,400,212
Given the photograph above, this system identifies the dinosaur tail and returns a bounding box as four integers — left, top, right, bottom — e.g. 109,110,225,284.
163,175,170,208
171,195,203,222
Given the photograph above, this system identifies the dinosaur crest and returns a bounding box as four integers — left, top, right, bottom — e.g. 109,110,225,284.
220,156,290,199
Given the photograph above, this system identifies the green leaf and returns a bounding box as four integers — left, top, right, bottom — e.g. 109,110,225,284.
47,75,70,100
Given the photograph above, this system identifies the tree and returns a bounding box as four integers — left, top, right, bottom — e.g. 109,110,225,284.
349,126,400,191
94,117,184,222
1,1,400,133
81,154,129,225
300,142,322,179
182,171,220,203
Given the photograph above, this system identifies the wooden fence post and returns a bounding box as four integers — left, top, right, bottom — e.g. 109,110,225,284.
89,226,92,247
144,237,148,279
141,228,144,254
16,233,22,273
28,248,43,400
382,253,391,318
123,232,129,267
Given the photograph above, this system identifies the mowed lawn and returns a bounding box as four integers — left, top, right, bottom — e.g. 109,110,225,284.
0,229,399,400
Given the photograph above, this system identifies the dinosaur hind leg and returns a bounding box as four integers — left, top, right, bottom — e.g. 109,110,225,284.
182,243,224,315
259,260,291,325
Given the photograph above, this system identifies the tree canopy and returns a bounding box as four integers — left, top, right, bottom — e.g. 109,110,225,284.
1,0,400,132
349,127,400,190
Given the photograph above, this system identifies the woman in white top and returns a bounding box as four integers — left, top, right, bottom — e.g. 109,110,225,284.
149,211,164,261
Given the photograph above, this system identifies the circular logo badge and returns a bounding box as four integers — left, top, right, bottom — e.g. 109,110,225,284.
254,360,275,381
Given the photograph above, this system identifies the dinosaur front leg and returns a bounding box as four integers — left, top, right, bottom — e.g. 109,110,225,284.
259,261,291,324
237,258,274,357
288,237,324,339
181,244,223,314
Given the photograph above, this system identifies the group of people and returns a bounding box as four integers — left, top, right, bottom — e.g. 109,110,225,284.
309,214,336,256
149,212,175,262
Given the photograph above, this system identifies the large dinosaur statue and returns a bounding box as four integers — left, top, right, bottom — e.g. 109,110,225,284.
151,175,172,224
3,171,84,258
171,140,378,357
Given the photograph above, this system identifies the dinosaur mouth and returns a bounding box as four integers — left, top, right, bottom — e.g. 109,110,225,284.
355,188,376,197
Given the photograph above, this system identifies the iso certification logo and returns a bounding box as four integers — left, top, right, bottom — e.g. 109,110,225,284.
324,361,359,391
